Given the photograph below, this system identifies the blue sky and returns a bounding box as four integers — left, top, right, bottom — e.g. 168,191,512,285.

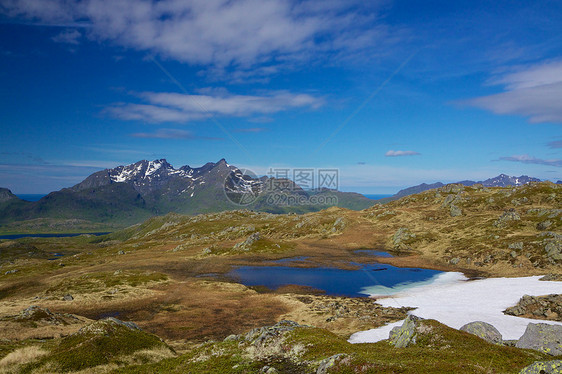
1,0,561,194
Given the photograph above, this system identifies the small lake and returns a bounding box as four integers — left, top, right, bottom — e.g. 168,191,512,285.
228,261,443,297
354,250,394,258
0,232,110,240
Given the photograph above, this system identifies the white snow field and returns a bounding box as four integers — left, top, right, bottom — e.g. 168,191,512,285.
349,273,562,343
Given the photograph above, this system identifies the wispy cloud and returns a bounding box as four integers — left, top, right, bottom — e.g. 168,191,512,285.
130,128,222,140
547,140,562,149
108,90,324,123
51,28,81,44
460,59,562,124
498,154,562,168
233,127,267,133
385,150,421,157
1,0,396,74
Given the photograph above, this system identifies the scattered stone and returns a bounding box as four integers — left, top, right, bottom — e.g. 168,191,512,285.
493,209,520,228
439,184,465,194
504,294,562,321
516,323,562,355
260,366,279,374
450,205,462,217
541,274,562,281
392,228,416,250
234,232,261,251
4,269,18,275
201,247,212,255
509,242,524,250
244,320,302,347
459,321,503,344
63,294,74,301
389,315,423,348
538,220,554,231
449,257,460,265
316,353,348,374
519,360,562,374
117,250,125,255
545,241,562,262
223,334,239,342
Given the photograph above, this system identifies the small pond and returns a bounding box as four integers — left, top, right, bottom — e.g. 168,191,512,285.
228,261,443,297
353,250,394,258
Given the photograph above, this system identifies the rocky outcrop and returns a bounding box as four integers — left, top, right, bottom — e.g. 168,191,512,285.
505,295,562,322
460,321,503,344
392,228,416,250
233,232,261,251
316,353,348,374
493,208,521,228
389,315,423,348
541,274,562,281
515,323,562,355
243,320,302,347
519,360,562,374
450,205,462,217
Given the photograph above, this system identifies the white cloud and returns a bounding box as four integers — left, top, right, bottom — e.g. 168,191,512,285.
385,150,421,157
51,28,81,44
108,90,324,123
498,154,562,168
461,59,562,124
2,0,393,72
130,128,222,140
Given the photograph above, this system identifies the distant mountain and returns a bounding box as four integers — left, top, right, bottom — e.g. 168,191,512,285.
0,159,374,231
377,174,542,203
0,188,18,203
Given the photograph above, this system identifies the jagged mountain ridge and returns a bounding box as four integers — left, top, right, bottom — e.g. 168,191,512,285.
378,174,543,203
0,159,374,230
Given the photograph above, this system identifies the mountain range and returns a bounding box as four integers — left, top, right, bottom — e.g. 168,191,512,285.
376,174,543,203
0,159,374,231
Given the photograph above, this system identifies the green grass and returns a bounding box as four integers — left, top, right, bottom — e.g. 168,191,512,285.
109,320,555,373
45,270,168,295
20,322,169,373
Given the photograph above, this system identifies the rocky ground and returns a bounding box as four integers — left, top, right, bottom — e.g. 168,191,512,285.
505,294,562,322
0,182,560,372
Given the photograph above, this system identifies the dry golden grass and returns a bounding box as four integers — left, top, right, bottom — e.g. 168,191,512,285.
0,346,47,373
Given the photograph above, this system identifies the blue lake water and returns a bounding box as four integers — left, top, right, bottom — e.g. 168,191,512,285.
228,262,443,297
354,250,394,258
0,232,110,240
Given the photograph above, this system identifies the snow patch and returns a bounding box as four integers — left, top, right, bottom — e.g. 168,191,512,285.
349,275,562,343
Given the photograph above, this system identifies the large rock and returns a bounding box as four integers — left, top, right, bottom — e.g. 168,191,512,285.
234,232,261,251
515,323,562,355
504,294,562,321
392,228,416,250
545,241,562,262
450,205,462,217
459,321,503,344
389,315,423,348
519,360,562,374
244,320,302,347
316,353,348,374
493,209,521,228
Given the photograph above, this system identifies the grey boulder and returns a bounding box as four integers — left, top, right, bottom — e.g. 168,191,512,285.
516,323,562,356
460,321,503,344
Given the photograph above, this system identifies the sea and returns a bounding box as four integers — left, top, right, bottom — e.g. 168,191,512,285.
16,194,46,202
363,194,393,200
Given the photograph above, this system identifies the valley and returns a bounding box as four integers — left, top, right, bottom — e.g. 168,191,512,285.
0,181,560,372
